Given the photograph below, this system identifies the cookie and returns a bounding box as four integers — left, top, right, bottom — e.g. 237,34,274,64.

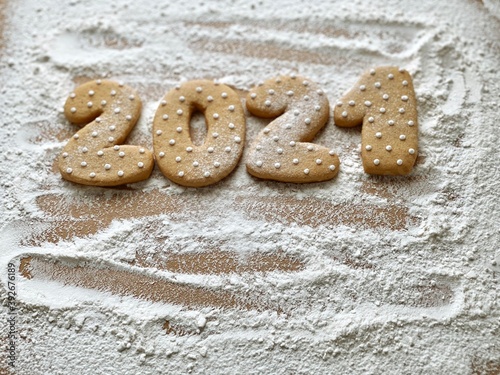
333,67,418,175
153,80,246,187
245,75,339,183
59,80,154,186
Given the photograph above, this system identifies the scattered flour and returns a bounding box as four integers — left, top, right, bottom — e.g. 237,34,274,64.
0,0,499,374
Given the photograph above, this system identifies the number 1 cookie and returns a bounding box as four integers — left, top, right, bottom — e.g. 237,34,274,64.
334,66,418,175
246,75,339,183
59,80,154,186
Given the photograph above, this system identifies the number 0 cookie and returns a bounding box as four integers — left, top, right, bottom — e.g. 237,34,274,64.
153,81,246,187
59,80,154,186
334,67,418,175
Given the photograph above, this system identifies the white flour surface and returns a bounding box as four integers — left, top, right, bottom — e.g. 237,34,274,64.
0,0,499,374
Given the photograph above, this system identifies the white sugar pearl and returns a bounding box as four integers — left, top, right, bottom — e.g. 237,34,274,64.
129,95,135,100
388,73,394,79
92,131,98,137
176,127,182,133
234,136,241,143
265,100,271,107
110,90,116,96
370,69,376,75
273,136,279,142
207,96,213,102
193,161,199,167
329,165,336,171
186,147,193,152
383,94,389,100
366,145,372,151
89,172,96,178
73,134,79,139
225,147,231,153
314,105,321,111
108,137,114,142
70,107,76,113
293,159,299,164
104,164,111,170
376,132,382,138
397,159,403,165
214,162,220,168
364,101,372,107
117,170,124,177
290,141,296,147
307,145,314,151
156,130,163,135
375,82,381,88
101,100,107,106
213,113,219,119
274,163,281,169
62,152,68,158
386,145,392,151
119,151,125,157
177,109,183,115
368,117,374,123
207,147,214,153
228,123,235,129
138,162,144,168
409,148,415,155
175,156,181,162
401,95,408,101
70,93,76,98
204,171,211,178
81,161,87,167
256,160,263,167
336,102,343,107
66,168,73,174
228,105,235,112
316,159,322,165
126,115,132,121
374,159,380,165
97,150,104,156
159,152,165,157
399,134,406,140
329,150,335,156
342,111,348,118
221,92,228,99
402,80,408,86
287,90,294,96
303,95,310,101
250,93,257,99
169,139,176,145
305,118,311,125
87,101,93,108
408,120,414,126
349,100,355,106
196,87,202,93
380,108,386,113
388,120,395,126
293,110,300,116
161,100,167,106
179,96,185,102
399,108,405,114
277,148,283,154
304,169,310,175
212,132,219,138
178,171,184,177
109,125,116,131
139,148,145,154
114,107,121,114
360,85,366,91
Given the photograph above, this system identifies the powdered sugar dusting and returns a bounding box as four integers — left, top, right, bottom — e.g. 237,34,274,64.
0,0,499,374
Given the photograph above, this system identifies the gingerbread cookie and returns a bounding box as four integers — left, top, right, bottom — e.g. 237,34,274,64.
153,80,246,187
245,75,339,183
334,67,418,175
59,80,154,186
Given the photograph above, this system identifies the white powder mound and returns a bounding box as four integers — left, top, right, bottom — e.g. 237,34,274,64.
0,0,499,374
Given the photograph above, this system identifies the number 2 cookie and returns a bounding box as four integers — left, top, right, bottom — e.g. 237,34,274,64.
334,66,418,175
245,75,339,183
59,80,154,186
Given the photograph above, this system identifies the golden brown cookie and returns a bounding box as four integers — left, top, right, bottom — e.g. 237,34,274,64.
245,75,339,183
333,67,418,175
59,80,154,186
153,80,246,187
